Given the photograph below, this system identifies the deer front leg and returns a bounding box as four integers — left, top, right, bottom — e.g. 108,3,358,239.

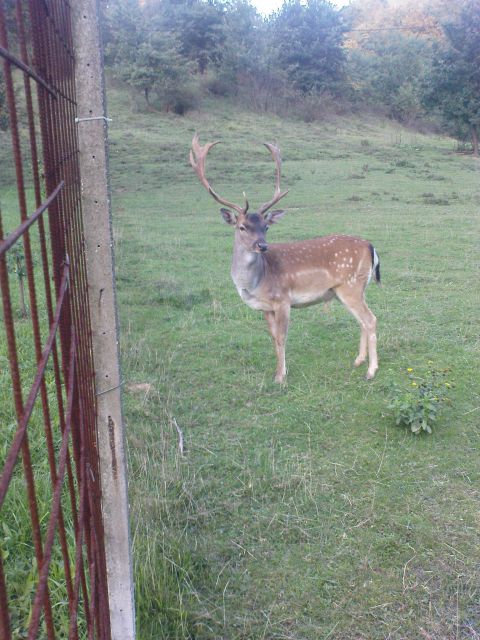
264,310,277,341
264,305,290,383
264,310,282,381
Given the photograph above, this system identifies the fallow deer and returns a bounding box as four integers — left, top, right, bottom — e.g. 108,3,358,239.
190,134,380,383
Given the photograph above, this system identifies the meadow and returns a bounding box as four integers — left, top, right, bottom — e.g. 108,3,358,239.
1,82,479,638
107,87,480,639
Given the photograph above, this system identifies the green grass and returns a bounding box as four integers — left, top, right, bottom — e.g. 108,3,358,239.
106,89,480,639
1,85,479,638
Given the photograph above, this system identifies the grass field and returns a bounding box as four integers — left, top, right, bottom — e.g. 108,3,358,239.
105,87,480,639
1,83,479,638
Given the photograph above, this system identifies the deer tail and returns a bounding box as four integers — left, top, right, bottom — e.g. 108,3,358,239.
369,243,381,285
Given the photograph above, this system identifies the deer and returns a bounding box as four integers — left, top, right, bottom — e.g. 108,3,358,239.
190,134,380,384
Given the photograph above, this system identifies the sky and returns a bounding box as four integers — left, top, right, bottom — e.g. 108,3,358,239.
251,0,349,16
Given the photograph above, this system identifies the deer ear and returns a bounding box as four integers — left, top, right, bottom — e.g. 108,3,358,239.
220,208,237,225
264,209,286,224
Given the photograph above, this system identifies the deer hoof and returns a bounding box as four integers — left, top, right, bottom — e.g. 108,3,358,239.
354,356,366,368
365,368,378,380
275,373,286,384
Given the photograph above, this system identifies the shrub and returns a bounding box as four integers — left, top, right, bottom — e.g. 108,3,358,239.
159,84,200,115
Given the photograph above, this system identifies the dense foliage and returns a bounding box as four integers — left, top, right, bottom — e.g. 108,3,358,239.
268,0,347,93
347,33,434,124
104,0,478,152
422,0,480,154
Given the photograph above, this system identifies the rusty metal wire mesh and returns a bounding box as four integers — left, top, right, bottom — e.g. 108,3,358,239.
1,0,111,637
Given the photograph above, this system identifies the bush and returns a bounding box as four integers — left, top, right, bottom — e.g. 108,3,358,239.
294,92,332,122
205,75,233,97
387,364,453,434
158,84,201,115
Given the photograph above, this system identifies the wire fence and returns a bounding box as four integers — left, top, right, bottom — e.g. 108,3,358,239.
0,0,112,637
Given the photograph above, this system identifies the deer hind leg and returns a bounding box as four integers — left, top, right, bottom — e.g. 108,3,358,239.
264,305,290,383
335,287,378,379
354,328,368,368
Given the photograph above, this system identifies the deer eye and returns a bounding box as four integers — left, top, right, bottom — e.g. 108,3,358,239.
265,225,269,231
239,225,246,231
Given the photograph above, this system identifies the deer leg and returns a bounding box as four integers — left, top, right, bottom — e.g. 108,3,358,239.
267,305,290,383
264,309,286,382
335,288,378,379
354,328,368,367
264,310,277,341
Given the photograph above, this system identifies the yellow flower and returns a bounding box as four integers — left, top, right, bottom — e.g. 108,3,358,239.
411,382,417,387
407,368,413,372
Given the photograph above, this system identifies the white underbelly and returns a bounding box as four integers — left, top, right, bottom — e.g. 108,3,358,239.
235,282,335,311
290,289,334,308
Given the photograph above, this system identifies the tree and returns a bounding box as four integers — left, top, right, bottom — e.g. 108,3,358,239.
268,0,347,94
104,0,197,113
344,0,444,42
348,33,433,123
423,0,480,155
103,0,146,69
210,1,279,101
145,0,226,74
215,0,262,83
118,32,191,110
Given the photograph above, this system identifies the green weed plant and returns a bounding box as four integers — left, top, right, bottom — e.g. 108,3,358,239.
7,243,28,318
388,365,453,434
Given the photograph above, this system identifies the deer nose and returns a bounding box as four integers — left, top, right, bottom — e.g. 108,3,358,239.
257,241,268,252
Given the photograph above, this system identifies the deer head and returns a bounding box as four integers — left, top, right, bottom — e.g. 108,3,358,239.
189,134,289,252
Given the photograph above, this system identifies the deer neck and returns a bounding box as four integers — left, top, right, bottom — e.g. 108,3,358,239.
231,237,265,293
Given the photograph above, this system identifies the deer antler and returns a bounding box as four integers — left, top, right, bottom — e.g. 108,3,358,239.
189,134,248,215
257,143,289,216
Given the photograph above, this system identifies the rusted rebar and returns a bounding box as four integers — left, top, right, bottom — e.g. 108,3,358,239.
0,0,112,636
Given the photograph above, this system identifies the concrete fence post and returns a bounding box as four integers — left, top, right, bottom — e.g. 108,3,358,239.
71,2,136,637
